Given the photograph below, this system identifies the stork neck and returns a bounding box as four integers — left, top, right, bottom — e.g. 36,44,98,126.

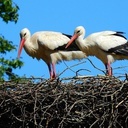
24,36,38,49
24,38,31,49
75,36,85,49
23,37,38,56
75,37,96,56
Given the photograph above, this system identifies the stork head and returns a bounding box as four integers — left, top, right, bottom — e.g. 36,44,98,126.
65,26,85,48
18,28,30,58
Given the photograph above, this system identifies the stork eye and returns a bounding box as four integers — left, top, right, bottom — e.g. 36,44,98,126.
24,33,26,36
77,30,80,33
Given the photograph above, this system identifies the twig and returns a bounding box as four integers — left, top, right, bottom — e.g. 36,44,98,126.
87,58,106,74
58,60,87,77
115,95,128,108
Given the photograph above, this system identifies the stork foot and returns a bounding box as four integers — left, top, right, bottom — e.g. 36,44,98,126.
49,74,56,81
106,68,113,76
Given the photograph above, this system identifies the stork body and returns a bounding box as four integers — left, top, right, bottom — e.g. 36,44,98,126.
18,28,86,79
66,26,128,76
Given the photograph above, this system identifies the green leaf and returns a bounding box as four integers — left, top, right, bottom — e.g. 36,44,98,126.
0,0,24,80
0,0,19,23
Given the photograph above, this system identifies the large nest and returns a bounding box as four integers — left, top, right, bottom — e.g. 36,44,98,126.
0,76,128,128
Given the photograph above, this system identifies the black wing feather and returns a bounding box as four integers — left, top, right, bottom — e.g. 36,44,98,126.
108,42,128,56
55,33,81,51
112,31,127,40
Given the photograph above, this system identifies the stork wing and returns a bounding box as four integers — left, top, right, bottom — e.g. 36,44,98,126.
94,31,127,53
36,31,71,50
108,42,128,55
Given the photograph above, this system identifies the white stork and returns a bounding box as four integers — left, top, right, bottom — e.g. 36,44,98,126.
18,28,86,79
65,26,128,76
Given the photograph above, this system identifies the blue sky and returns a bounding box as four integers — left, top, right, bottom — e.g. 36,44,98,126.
1,0,128,79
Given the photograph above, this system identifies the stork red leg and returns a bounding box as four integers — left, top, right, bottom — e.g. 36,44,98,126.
51,63,56,79
105,62,112,76
47,63,56,79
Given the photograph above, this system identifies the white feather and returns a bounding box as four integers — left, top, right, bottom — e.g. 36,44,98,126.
91,31,127,51
35,31,70,50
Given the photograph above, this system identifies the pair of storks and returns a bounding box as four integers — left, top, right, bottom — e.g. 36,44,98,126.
18,26,128,79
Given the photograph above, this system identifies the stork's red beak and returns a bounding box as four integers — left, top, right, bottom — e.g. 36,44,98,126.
65,34,78,48
18,39,25,58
